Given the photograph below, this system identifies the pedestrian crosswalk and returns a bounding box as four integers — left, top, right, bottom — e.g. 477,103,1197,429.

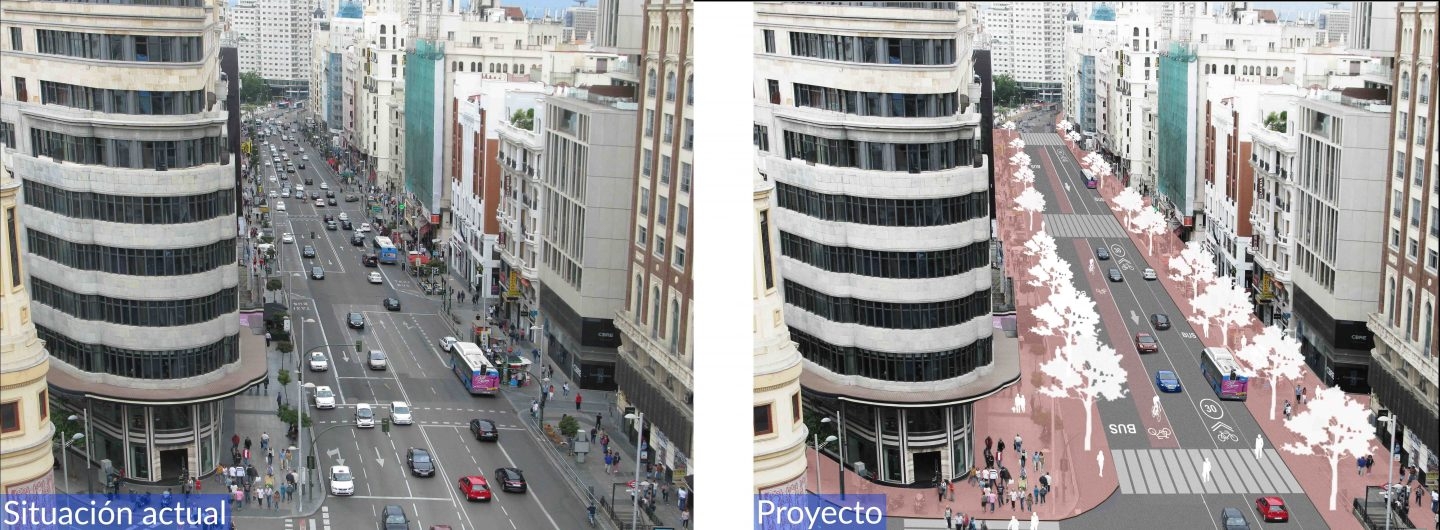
312,419,523,429
283,507,330,530
1020,132,1065,146
1113,449,1304,495
1041,214,1128,239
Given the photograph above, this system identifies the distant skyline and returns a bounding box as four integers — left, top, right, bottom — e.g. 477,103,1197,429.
234,0,592,19
1249,2,1345,21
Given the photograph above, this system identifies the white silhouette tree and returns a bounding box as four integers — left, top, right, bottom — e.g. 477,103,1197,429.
1010,151,1032,169
1037,328,1129,452
1233,325,1306,421
1211,277,1254,348
1066,131,1081,143
1082,152,1113,193
1008,137,1026,151
1168,240,1218,296
1031,283,1101,351
1012,165,1037,185
1023,230,1072,290
1188,279,1224,340
1129,207,1169,255
1057,120,1073,133
1112,186,1145,226
1002,121,1017,132
1014,187,1047,230
1281,386,1373,511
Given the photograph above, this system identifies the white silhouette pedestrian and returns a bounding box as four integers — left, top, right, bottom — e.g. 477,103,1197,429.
1013,393,1027,414
1008,516,1020,530
1030,512,1040,530
1254,434,1264,459
1097,450,1105,478
1201,457,1212,483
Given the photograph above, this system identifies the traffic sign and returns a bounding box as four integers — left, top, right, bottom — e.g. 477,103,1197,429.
371,206,382,213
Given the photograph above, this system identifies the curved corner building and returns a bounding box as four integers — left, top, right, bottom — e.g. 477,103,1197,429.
1,0,263,483
753,170,808,494
754,1,1009,486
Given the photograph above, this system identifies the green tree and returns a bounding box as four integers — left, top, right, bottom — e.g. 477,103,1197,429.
276,404,312,428
993,74,1025,108
510,108,535,130
558,415,580,439
1264,110,1288,133
52,415,87,449
266,278,283,293
276,368,292,390
276,341,294,354
240,72,271,105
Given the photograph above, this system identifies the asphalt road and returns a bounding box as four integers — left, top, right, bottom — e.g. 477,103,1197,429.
1008,111,1329,529
244,113,590,530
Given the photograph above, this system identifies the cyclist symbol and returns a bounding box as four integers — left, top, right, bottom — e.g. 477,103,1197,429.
1216,431,1239,443
1147,427,1173,440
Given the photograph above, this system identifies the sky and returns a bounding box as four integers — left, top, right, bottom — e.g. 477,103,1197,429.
1248,2,1344,21
233,0,588,19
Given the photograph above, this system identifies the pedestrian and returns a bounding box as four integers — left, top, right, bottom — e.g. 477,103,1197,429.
662,483,671,503
242,447,251,466
1019,452,1027,470
949,477,956,501
613,452,622,474
266,449,274,466
679,510,690,529
232,433,241,449
677,486,689,511
605,452,613,471
265,332,272,347
998,439,1006,456
261,432,270,451
945,506,954,529
596,413,603,427
576,393,583,411
985,436,993,454
1283,400,1292,420
1014,434,1023,454
562,383,570,397
244,437,253,451
1034,484,1042,506
937,480,946,502
1036,451,1044,472
590,427,598,443
1295,384,1302,404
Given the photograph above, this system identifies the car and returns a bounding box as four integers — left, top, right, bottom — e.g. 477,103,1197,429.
302,245,316,258
369,271,383,284
281,189,291,198
347,312,365,329
1254,497,1289,522
310,191,321,200
327,196,337,205
1155,370,1182,393
362,254,379,267
305,177,314,185
1107,267,1123,282
355,403,375,428
407,448,436,477
287,168,296,174
469,419,499,442
338,212,349,221
1142,267,1157,280
298,163,306,170
1135,332,1159,353
439,336,459,353
457,475,493,502
494,467,526,493
329,465,355,496
323,214,335,222
313,385,336,409
281,233,295,244
340,219,352,230
391,401,412,424
351,234,367,247
265,161,273,167
358,223,372,233
268,190,278,198
383,297,402,311
326,190,336,198
315,198,326,208
345,194,360,202
275,201,287,211
1150,313,1172,330
380,505,408,530
325,220,338,230
318,180,326,188
1219,507,1251,530
308,351,329,372
1096,247,1111,260
310,266,325,280
368,350,388,370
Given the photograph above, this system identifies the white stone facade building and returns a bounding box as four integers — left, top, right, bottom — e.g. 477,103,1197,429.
231,0,313,99
983,1,1068,101
753,170,807,495
496,91,547,336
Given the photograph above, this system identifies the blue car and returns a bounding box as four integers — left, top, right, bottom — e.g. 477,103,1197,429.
1155,370,1182,393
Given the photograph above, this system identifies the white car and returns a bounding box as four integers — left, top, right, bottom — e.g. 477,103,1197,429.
265,161,272,167
354,403,375,428
315,198,325,207
357,223,371,233
268,191,278,198
308,351,329,372
391,401,412,425
337,212,349,221
305,155,312,161
1142,268,1158,280
275,201,287,211
329,465,355,496
313,385,336,409
439,336,458,353
268,175,277,182
281,189,291,198
368,272,383,284
281,233,295,244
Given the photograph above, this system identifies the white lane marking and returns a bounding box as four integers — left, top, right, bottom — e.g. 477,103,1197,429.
342,495,453,501
496,440,562,529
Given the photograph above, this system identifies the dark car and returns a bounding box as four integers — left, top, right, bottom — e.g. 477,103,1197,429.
325,220,338,231
494,467,526,493
326,190,336,198
310,191,321,200
351,234,366,247
1096,247,1111,260
323,214,335,222
1107,268,1123,282
302,245,316,258
1135,332,1159,353
345,194,360,202
328,197,338,206
383,297,402,311
1254,497,1288,522
298,163,306,170
341,219,353,230
310,266,325,280
305,177,314,185
347,311,365,329
1150,313,1171,330
469,419,499,442
362,254,379,267
380,505,408,530
1219,508,1250,530
406,448,435,477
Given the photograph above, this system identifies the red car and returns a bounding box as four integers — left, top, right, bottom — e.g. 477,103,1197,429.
458,475,493,502
1135,332,1159,353
1255,496,1289,522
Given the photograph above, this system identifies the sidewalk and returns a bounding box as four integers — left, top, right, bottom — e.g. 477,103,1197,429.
803,116,1118,524
439,290,690,529
1049,113,1425,530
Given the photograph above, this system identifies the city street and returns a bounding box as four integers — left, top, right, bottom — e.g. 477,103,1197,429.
237,112,591,530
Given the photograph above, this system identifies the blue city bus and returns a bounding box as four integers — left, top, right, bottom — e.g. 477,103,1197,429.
374,236,399,264
1200,347,1249,401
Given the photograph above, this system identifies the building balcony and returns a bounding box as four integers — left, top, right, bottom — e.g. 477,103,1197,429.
1367,312,1438,383
613,308,693,384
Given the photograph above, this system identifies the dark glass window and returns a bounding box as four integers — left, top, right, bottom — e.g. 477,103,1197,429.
780,231,988,279
789,328,993,383
774,182,988,227
27,229,236,276
23,180,234,224
783,281,989,330
6,208,19,286
781,131,975,171
0,401,17,433
759,211,775,289
788,32,955,65
754,404,773,435
36,325,238,379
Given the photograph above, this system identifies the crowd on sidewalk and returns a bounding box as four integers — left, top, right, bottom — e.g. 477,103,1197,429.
212,433,302,512
927,434,1055,529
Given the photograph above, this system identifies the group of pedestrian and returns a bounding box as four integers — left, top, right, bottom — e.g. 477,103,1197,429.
1357,454,1377,475
941,507,991,530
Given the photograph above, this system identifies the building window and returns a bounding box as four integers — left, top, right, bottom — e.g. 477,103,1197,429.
684,118,693,150
759,210,774,289
780,231,988,279
639,187,650,216
677,205,688,236
790,328,994,383
673,247,686,270
680,163,691,193
14,77,27,103
754,404,773,436
1404,290,1414,341
0,121,14,148
641,149,652,177
660,156,671,185
657,196,669,225
37,325,239,379
9,27,20,52
782,131,977,171
654,235,665,258
6,208,19,287
663,114,673,144
22,181,235,223
784,281,989,330
686,75,693,105
793,83,959,117
26,230,236,276
647,69,657,97
775,182,987,227
753,124,769,151
636,226,647,247
763,29,776,53
669,300,681,352
0,401,18,434
791,392,801,423
665,71,676,101
644,110,654,137
29,279,237,327
37,389,47,421
768,79,780,105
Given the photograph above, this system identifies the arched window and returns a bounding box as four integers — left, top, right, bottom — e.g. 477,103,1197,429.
1388,278,1397,323
669,300,680,351
381,25,387,35
1401,71,1411,99
666,71,677,101
1404,289,1414,341
633,276,643,324
1423,301,1434,354
686,75,693,105
1422,74,1431,103
647,69,657,97
650,287,661,337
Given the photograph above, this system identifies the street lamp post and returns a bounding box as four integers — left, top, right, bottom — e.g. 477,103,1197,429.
812,435,837,495
624,412,645,530
1378,415,1398,530
821,412,847,498
59,432,84,494
296,381,315,514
